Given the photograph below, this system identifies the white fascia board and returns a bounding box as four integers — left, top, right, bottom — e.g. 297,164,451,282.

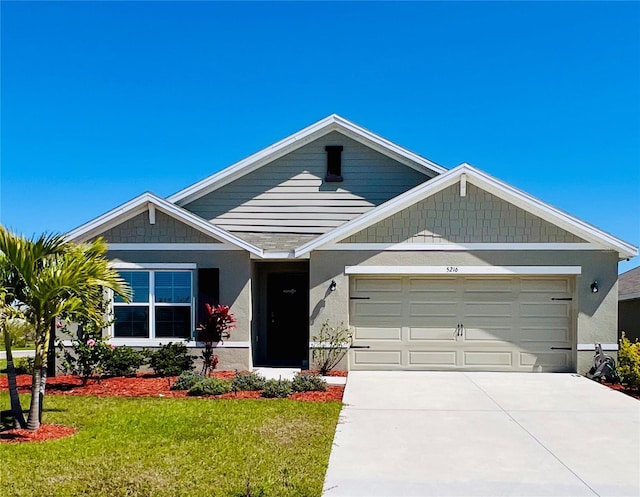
167,114,446,206
322,243,599,251
110,262,198,269
108,243,241,251
65,192,264,257
295,163,638,259
344,265,582,275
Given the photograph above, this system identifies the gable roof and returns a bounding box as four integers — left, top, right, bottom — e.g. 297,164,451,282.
619,266,640,301
167,114,447,206
65,192,263,256
294,163,638,259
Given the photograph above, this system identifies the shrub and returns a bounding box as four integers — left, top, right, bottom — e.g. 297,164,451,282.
171,371,203,391
104,346,145,377
312,321,353,375
144,342,194,377
197,303,237,375
14,357,35,375
292,373,327,393
58,328,113,385
618,332,640,389
187,377,231,396
231,371,266,391
261,378,292,398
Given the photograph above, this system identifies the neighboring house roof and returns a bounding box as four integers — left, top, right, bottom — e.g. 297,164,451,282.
619,267,640,301
65,192,264,256
294,163,639,259
167,114,447,206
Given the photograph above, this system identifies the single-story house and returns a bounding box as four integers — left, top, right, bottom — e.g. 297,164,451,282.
67,115,637,374
619,266,640,343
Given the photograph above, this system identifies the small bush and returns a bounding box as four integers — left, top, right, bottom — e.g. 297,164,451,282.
144,342,194,377
104,346,146,377
618,332,640,389
188,377,231,396
231,371,266,391
14,357,35,375
291,373,327,393
312,321,352,375
261,378,292,398
171,371,203,391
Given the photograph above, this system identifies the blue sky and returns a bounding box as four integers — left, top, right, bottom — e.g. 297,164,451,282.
1,1,638,272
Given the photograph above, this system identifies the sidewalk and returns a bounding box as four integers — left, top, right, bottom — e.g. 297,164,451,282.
0,349,36,360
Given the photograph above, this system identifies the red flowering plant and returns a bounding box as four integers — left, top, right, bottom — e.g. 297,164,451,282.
196,304,236,375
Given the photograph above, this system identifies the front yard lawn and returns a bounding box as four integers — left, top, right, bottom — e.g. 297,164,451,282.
0,393,342,497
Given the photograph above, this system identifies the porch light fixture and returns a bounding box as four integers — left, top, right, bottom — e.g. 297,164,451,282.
590,281,599,293
329,280,337,292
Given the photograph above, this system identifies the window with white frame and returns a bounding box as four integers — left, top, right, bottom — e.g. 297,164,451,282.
113,270,193,339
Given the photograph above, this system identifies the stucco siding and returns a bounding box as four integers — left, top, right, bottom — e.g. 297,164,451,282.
183,131,431,237
342,183,586,244
309,249,619,374
98,211,221,244
107,250,252,369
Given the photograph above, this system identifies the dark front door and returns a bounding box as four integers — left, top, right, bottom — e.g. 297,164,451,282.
266,272,309,366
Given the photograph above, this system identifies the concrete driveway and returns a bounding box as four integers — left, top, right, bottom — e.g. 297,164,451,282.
323,372,640,497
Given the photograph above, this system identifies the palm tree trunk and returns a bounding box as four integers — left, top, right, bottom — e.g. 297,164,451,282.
26,365,42,431
3,336,26,428
38,367,48,423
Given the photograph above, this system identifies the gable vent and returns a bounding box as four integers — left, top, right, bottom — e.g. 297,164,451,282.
325,145,344,182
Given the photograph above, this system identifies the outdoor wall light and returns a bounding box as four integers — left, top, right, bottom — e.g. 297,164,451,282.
329,280,337,292
590,281,599,293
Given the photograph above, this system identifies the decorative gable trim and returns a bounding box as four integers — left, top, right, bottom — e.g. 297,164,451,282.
294,164,638,259
167,114,446,206
66,192,263,256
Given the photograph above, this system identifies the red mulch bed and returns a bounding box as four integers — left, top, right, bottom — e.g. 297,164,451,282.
601,381,640,400
1,371,345,444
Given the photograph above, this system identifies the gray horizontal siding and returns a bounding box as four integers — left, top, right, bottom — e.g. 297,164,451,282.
184,131,431,239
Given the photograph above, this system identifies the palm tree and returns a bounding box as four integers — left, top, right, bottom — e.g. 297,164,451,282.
0,227,130,430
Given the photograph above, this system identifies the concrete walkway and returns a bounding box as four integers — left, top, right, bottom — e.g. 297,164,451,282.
323,372,640,497
0,349,35,360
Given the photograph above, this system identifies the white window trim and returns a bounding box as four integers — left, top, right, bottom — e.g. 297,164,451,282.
113,269,194,340
344,265,582,275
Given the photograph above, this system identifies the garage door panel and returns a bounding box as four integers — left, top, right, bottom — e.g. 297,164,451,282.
351,301,402,318
521,327,570,343
409,351,456,366
520,278,570,294
352,350,402,366
463,351,512,367
408,302,457,318
519,351,571,371
354,327,402,341
353,278,402,292
464,302,512,317
408,278,456,292
521,302,569,318
409,327,457,341
463,278,515,293
463,327,515,342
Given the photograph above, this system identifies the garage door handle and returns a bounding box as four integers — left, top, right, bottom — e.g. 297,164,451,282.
551,298,573,301
550,347,571,350
350,296,370,300
350,345,371,349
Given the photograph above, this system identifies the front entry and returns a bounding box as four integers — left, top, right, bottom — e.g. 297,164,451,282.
257,269,309,367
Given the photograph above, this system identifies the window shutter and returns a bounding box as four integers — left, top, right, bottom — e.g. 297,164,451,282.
197,268,220,326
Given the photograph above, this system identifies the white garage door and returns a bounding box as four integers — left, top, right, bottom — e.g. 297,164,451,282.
349,276,574,372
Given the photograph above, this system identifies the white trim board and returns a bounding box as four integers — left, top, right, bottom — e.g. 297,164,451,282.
98,339,251,348
576,343,618,351
108,243,241,251
324,243,598,251
345,265,582,275
620,292,640,302
110,262,197,269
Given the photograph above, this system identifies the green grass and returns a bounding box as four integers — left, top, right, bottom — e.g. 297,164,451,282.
0,393,342,497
